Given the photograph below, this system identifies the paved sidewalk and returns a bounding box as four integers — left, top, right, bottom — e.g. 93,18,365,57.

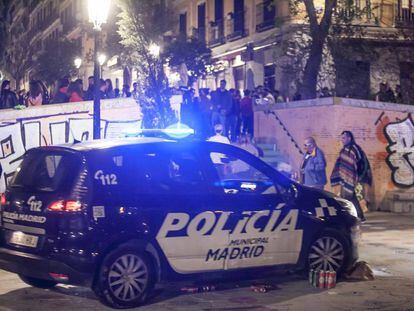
0,212,413,311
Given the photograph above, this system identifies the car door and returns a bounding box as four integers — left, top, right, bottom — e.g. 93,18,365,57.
202,142,304,270
149,143,229,274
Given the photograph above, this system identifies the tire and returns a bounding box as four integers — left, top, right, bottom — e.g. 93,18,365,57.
307,230,350,276
93,245,155,309
19,275,57,289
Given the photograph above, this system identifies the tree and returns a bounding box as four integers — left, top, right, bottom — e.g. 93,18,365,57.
288,0,372,99
116,0,177,128
163,36,212,85
33,39,80,86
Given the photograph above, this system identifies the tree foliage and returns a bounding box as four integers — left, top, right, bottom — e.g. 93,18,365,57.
163,36,212,84
116,0,177,128
287,0,374,99
33,39,80,85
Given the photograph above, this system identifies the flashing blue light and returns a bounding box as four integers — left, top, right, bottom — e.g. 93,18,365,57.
123,123,194,139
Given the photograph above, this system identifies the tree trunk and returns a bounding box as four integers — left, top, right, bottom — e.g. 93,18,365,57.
300,35,325,99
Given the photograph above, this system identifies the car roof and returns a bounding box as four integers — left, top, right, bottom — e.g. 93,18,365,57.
33,137,236,153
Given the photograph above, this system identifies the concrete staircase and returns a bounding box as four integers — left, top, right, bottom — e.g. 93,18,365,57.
256,143,290,171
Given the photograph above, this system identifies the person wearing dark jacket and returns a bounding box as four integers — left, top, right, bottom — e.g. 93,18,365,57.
83,76,95,101
300,137,327,190
0,80,18,109
51,78,69,104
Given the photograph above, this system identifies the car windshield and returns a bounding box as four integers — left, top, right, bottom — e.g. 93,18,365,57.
11,150,81,192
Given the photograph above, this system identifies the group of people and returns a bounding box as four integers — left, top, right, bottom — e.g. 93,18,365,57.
0,77,139,109
299,131,372,221
183,79,293,141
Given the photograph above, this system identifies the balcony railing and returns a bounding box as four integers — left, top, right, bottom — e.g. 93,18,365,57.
256,1,276,33
226,11,248,41
62,19,77,33
335,0,379,25
208,19,225,47
192,27,206,43
396,0,414,26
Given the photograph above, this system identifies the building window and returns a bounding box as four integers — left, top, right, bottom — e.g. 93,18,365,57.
227,0,246,41
209,0,225,47
256,0,276,33
197,3,206,42
179,12,187,37
264,64,276,91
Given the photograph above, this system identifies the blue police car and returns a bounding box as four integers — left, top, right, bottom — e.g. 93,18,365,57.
0,138,360,308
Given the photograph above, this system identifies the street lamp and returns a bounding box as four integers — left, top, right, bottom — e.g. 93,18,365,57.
149,43,161,58
74,57,82,69
98,54,107,78
88,0,110,139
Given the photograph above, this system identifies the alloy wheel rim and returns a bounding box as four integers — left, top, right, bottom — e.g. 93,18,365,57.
108,254,148,302
308,236,344,271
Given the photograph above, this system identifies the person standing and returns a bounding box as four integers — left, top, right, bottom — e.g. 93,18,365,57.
83,76,95,101
240,89,254,135
211,80,233,135
105,79,115,99
300,137,327,190
26,80,43,107
330,131,372,221
68,81,83,102
51,78,69,104
207,123,231,169
0,80,18,109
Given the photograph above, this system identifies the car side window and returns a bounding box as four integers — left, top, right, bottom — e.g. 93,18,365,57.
208,150,277,195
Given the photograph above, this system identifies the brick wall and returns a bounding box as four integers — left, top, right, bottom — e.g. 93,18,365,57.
254,97,414,212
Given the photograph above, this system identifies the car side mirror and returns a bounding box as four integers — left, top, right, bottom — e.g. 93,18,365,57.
283,184,298,203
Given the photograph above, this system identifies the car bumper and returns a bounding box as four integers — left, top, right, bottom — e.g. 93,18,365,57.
0,247,93,287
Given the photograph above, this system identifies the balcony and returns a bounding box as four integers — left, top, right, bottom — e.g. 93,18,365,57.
256,1,276,33
396,0,414,27
62,19,77,34
226,11,248,42
192,27,206,43
208,20,225,47
335,0,379,25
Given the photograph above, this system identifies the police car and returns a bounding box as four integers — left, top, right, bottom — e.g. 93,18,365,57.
0,138,360,309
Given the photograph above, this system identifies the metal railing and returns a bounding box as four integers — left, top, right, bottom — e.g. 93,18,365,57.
226,10,248,41
192,27,206,42
208,19,225,47
256,1,276,32
335,0,379,24
396,0,414,26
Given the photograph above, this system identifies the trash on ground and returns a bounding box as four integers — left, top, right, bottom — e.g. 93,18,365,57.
309,269,336,289
344,261,375,281
250,284,277,293
180,285,216,294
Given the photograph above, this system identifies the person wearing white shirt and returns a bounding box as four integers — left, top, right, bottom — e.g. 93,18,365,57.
207,124,230,164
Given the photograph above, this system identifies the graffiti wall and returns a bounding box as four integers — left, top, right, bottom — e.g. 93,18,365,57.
254,98,414,212
0,98,141,193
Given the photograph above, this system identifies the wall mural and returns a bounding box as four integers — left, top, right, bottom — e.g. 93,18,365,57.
384,114,414,187
0,115,141,193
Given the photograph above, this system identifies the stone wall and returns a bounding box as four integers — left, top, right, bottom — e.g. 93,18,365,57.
0,98,141,193
254,97,414,212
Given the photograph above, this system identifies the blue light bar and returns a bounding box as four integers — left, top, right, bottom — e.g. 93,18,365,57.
123,123,194,139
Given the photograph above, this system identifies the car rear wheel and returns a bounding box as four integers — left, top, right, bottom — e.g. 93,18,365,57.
19,275,57,289
307,231,350,275
93,245,155,309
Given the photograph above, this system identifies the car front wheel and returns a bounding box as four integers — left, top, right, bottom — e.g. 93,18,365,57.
93,245,155,309
307,231,350,275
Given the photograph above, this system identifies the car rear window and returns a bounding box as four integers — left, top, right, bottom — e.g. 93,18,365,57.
11,150,81,192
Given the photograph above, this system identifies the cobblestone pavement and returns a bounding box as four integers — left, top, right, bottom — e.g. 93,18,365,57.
0,212,413,311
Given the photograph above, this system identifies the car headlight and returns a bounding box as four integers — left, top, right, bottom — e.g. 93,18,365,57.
334,197,358,218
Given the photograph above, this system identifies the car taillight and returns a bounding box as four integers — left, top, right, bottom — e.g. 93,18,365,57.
0,194,5,206
48,200,82,212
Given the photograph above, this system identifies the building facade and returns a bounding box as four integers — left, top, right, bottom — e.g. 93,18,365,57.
169,0,414,103
2,0,126,91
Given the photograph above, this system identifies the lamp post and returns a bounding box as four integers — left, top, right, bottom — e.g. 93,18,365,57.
74,57,82,79
88,0,110,139
98,53,107,78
